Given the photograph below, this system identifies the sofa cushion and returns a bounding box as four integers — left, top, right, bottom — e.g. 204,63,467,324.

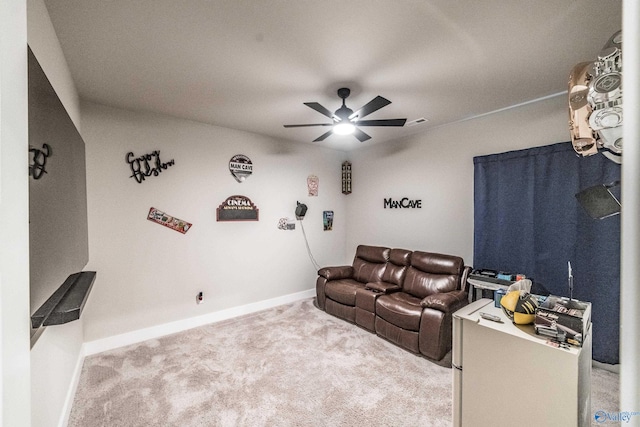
411,251,463,275
353,258,387,284
375,316,420,353
402,251,464,298
325,279,364,306
381,248,411,286
352,245,390,283
354,245,390,263
375,292,423,331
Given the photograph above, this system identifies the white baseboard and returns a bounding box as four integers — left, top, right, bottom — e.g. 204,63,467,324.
82,288,315,356
58,347,86,427
592,360,620,373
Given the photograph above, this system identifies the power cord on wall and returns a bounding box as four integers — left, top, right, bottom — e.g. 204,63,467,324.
299,219,321,271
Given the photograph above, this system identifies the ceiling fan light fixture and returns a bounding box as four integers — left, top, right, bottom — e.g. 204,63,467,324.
333,122,356,135
284,88,406,142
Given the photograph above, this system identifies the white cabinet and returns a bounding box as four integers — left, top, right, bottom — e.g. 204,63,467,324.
453,299,592,427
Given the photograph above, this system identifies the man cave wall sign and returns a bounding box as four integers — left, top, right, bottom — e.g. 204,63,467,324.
383,197,422,209
229,154,253,183
217,195,259,221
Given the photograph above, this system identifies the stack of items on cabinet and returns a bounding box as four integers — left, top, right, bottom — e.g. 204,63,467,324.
534,295,591,347
315,245,471,363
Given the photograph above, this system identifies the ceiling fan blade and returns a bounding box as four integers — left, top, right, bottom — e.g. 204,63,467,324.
349,96,391,120
355,118,407,127
353,128,371,142
283,123,333,128
304,102,336,119
313,129,334,142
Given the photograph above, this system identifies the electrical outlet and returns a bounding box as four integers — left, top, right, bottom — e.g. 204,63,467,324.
196,292,204,304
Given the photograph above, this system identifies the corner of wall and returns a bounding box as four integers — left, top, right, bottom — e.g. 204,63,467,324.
27,0,81,129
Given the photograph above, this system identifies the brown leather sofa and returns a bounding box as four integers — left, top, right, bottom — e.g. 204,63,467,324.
316,245,471,362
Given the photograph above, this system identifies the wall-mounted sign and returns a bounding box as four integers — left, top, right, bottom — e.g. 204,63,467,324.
308,175,319,196
127,150,175,183
29,143,51,180
383,197,422,209
229,154,253,183
278,218,295,230
323,211,334,231
147,207,192,234
341,161,352,194
217,195,259,221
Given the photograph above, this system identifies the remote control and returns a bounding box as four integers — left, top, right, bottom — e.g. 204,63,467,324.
479,312,502,322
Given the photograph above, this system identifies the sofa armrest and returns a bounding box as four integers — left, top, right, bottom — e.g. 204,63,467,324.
420,290,468,312
317,266,353,280
365,281,401,294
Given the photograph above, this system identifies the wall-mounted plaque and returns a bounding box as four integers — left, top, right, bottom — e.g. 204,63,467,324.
216,195,259,221
147,207,192,234
308,175,319,196
229,154,253,183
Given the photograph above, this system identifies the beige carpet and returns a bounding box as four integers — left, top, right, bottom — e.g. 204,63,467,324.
68,298,619,427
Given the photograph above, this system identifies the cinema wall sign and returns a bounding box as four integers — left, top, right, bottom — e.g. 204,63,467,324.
216,195,259,221
383,197,422,209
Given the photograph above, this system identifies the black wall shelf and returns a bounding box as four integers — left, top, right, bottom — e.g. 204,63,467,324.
31,271,96,329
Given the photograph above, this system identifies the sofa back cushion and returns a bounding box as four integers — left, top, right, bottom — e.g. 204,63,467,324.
402,251,464,298
352,245,390,283
381,248,412,286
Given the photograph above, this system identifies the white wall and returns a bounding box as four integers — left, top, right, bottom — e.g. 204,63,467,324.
620,0,640,414
81,102,347,342
27,1,85,426
27,0,80,129
346,94,570,265
0,0,31,425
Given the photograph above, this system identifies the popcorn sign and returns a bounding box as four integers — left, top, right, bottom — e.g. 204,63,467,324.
147,207,192,234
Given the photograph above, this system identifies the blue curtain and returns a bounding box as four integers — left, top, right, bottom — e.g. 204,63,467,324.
473,142,620,364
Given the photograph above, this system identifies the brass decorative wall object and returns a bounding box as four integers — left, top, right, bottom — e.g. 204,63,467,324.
568,30,622,164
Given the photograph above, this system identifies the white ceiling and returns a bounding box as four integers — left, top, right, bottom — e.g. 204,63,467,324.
43,0,622,151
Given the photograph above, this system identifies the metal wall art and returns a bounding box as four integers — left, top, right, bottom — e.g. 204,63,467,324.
147,207,192,234
29,143,51,180
342,161,352,194
383,197,422,209
568,30,622,164
307,175,319,196
229,154,253,183
216,195,259,221
126,150,175,183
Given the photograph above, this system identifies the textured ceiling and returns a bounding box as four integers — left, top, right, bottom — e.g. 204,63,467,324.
43,0,622,151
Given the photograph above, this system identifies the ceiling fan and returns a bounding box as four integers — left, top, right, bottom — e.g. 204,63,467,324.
284,88,407,142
